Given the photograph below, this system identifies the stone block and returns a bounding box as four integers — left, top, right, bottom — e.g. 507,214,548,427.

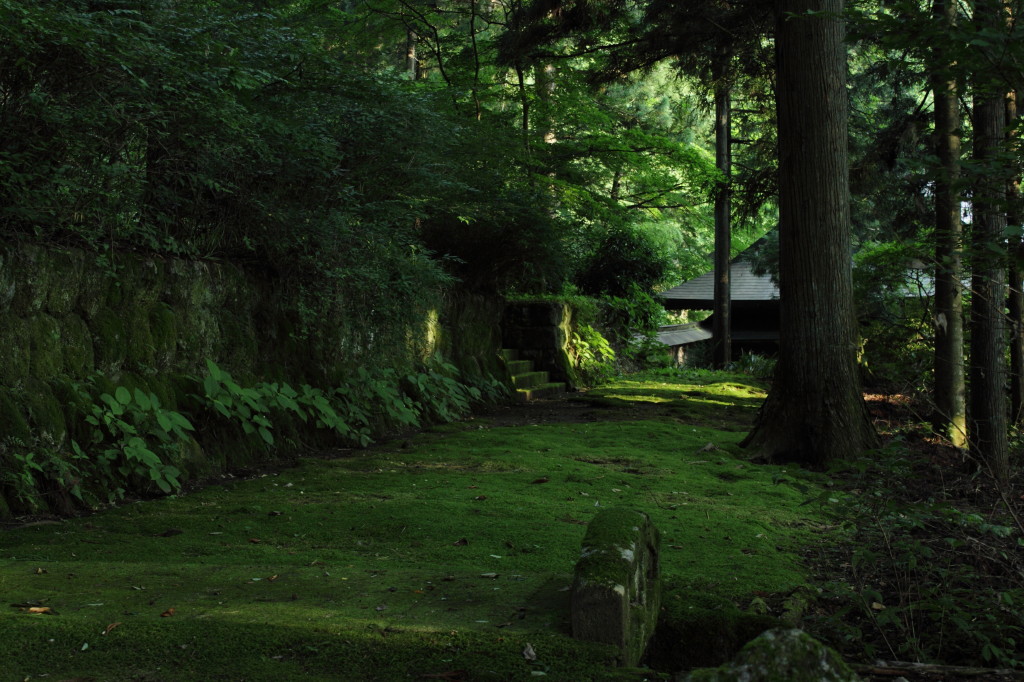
571,508,661,667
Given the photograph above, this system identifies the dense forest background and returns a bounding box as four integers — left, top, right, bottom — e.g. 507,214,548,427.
4,0,1024,471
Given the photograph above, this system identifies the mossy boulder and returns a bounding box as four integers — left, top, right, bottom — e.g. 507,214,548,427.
9,245,51,315
148,303,178,370
91,308,129,374
681,628,861,682
126,304,156,368
23,378,67,447
44,249,83,315
0,313,30,385
59,314,95,378
0,388,32,442
27,313,63,382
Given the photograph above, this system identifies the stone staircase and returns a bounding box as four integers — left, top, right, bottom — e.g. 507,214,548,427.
500,349,566,402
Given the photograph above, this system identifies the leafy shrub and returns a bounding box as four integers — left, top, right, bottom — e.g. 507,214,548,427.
569,324,617,386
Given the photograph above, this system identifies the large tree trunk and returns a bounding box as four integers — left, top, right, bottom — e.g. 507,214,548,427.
970,14,1010,483
712,51,733,369
930,0,967,448
1006,91,1024,426
741,0,877,465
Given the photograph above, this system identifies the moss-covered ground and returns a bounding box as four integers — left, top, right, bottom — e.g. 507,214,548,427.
0,369,830,681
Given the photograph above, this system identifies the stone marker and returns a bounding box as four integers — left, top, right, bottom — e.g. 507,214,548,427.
571,508,661,667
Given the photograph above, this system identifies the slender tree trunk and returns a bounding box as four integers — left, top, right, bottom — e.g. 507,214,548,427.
406,30,422,80
1006,91,1024,425
712,52,733,369
970,36,1010,483
741,0,877,465
931,0,967,447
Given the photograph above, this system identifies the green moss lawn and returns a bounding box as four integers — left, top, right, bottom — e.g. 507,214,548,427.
0,369,830,681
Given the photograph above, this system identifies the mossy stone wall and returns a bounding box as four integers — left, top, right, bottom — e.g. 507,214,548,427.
0,244,506,517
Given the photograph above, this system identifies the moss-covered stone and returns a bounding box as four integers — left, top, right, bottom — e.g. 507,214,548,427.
48,378,92,445
27,313,63,382
149,302,178,370
90,308,128,374
126,304,156,368
216,312,258,376
0,388,32,442
0,313,30,386
572,508,661,667
683,628,861,682
24,378,67,446
9,245,51,315
75,267,112,321
0,248,18,313
44,249,84,315
59,314,95,378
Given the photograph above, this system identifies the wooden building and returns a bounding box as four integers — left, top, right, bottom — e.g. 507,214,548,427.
657,258,780,361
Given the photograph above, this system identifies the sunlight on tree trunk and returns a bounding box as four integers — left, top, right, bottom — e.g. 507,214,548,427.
741,0,877,465
930,0,967,448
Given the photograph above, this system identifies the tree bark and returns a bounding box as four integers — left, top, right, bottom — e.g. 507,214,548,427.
741,0,877,465
970,11,1010,483
930,0,967,448
712,51,733,369
1006,91,1024,425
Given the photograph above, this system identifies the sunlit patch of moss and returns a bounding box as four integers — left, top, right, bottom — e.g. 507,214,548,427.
0,369,828,680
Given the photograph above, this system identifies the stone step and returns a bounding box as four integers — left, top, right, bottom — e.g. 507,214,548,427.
499,348,519,362
512,371,550,389
505,359,532,375
515,382,567,402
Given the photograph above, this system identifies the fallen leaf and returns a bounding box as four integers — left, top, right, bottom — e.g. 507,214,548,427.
248,538,262,544
871,602,886,611
473,495,487,501
102,622,122,635
34,567,47,575
452,538,468,546
160,607,176,617
522,643,537,661
699,442,719,453
530,478,549,484
479,572,499,579
267,575,279,582
268,511,282,517
26,606,54,615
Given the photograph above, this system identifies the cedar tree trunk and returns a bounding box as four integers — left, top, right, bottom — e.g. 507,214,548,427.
712,52,733,369
742,0,877,465
970,28,1010,484
931,0,968,447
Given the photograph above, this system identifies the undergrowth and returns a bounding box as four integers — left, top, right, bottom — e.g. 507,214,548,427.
804,439,1024,669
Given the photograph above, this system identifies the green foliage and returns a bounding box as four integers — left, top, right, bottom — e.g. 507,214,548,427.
80,385,193,500
853,241,932,390
727,352,777,380
201,359,372,448
199,358,495,453
0,436,87,512
569,323,617,386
